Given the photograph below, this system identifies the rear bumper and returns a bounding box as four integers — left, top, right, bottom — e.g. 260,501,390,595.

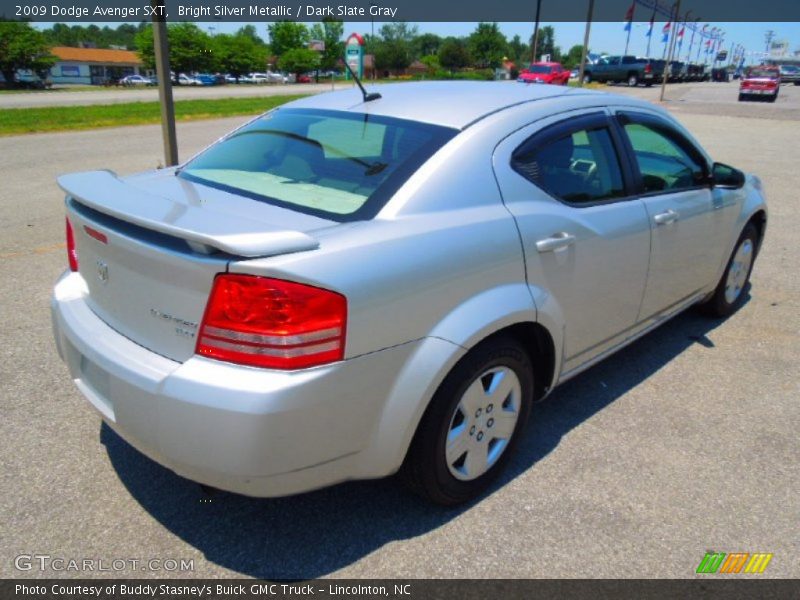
51,271,458,497
740,87,778,95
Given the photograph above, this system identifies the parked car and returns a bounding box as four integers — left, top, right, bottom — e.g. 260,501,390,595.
296,74,313,84
711,67,730,82
52,82,767,505
777,64,800,85
177,74,201,86
738,66,781,101
244,72,287,84
685,63,708,82
2,69,52,89
517,62,570,85
582,55,657,86
193,74,217,86
119,75,152,87
668,61,687,82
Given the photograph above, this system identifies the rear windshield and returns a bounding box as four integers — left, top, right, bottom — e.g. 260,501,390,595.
747,68,778,79
179,108,457,221
529,65,553,73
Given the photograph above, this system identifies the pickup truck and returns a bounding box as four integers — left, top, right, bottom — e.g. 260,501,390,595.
582,55,658,87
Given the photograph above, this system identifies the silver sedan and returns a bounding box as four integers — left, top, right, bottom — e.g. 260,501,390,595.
51,82,766,505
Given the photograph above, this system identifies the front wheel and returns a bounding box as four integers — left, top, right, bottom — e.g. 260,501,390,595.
582,73,592,84
698,224,758,317
401,336,534,505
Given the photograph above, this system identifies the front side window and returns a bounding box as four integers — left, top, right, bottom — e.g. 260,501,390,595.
512,125,626,205
179,108,456,221
622,121,706,193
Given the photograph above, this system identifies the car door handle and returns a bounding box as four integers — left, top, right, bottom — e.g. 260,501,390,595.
653,209,679,225
536,232,576,253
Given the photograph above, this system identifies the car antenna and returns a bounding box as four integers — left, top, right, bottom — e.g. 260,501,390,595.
344,61,381,103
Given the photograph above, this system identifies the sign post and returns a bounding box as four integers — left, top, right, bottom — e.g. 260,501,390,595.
345,33,364,80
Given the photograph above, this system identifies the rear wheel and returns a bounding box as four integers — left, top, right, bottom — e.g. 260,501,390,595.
401,336,534,505
583,73,592,84
738,93,745,101
627,73,639,87
698,224,758,318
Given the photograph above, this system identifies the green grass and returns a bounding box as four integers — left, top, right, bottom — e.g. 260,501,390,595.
0,95,309,135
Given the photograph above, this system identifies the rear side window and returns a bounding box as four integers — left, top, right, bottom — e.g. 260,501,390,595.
179,108,456,221
512,125,626,205
622,122,706,193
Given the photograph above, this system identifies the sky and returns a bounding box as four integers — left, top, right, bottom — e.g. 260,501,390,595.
33,20,800,65
180,21,800,63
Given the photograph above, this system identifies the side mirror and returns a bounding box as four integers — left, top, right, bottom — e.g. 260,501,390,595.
711,162,746,189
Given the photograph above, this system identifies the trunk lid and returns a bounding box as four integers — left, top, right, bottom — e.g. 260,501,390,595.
59,169,331,362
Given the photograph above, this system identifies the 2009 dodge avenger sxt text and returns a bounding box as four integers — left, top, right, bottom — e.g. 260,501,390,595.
51,82,766,505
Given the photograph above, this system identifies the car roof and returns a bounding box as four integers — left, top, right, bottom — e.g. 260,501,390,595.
284,81,595,130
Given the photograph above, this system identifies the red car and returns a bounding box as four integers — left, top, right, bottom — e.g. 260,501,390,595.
739,66,781,102
518,62,570,85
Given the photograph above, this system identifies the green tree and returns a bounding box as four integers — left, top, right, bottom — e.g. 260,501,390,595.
374,39,412,74
507,34,528,66
267,21,309,58
309,18,344,71
468,22,507,69
533,25,561,62
135,23,215,81
438,38,471,72
277,47,320,76
236,25,266,46
562,44,585,70
214,32,269,79
379,22,418,44
373,22,416,74
412,33,442,59
0,20,56,85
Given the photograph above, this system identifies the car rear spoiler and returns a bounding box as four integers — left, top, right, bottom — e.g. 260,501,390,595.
57,170,320,258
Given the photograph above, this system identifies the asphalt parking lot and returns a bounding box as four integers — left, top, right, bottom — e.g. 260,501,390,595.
1,82,798,579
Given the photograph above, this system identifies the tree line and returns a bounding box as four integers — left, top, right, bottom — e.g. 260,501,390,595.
2,19,589,86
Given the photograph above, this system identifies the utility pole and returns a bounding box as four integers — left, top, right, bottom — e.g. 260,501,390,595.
577,0,594,87
531,0,543,64
764,30,775,61
151,0,178,166
659,0,681,102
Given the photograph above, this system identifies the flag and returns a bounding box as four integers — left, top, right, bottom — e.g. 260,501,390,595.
662,22,671,43
678,27,685,41
646,13,654,37
624,1,635,30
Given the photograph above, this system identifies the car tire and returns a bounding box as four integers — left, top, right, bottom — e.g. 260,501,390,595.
698,224,759,318
627,74,639,87
738,93,745,101
794,81,800,86
583,73,592,84
401,335,534,506
769,93,778,103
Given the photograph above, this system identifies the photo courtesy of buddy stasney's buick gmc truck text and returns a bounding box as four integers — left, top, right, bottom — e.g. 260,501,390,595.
52,81,766,506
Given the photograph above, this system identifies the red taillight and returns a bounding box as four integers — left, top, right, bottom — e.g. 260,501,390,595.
65,217,79,272
196,274,347,370
644,64,652,74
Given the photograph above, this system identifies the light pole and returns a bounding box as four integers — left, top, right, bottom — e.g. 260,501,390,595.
531,0,543,64
659,0,681,102
369,3,376,79
577,0,594,87
151,0,177,166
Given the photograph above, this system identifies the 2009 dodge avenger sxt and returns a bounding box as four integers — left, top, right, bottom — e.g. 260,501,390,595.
51,82,766,505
